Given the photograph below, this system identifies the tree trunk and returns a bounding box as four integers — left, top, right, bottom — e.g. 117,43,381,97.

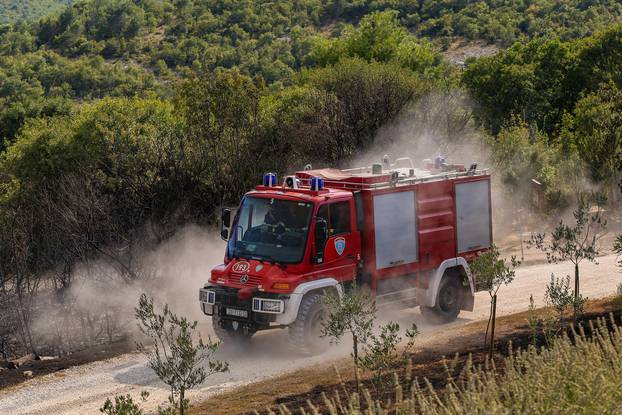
489,294,497,359
16,294,36,355
105,311,113,344
353,334,360,393
574,262,580,322
180,387,185,415
574,263,580,300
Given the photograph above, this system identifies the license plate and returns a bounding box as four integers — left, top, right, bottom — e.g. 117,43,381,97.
225,308,248,318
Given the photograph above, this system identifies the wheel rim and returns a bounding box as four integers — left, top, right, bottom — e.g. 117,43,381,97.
439,283,458,312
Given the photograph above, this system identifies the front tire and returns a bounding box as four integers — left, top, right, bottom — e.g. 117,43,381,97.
212,314,254,343
288,293,328,355
421,275,462,324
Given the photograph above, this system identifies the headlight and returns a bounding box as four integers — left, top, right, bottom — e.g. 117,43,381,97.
252,298,284,314
199,289,215,305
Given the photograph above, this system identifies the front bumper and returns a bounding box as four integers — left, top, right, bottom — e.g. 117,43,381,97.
199,285,292,329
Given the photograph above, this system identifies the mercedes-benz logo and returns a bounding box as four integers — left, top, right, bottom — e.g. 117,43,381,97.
239,275,249,284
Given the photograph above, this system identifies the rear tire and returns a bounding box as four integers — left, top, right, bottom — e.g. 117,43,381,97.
288,293,328,355
421,275,462,324
212,314,254,343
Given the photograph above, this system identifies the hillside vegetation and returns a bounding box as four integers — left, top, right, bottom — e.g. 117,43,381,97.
0,0,621,362
0,0,73,24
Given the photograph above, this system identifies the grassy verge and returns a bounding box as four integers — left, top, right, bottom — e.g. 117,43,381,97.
296,312,622,414
189,296,622,415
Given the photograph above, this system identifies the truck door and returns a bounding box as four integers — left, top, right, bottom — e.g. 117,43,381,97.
313,200,359,281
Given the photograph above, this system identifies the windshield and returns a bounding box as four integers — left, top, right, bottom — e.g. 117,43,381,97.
227,196,314,264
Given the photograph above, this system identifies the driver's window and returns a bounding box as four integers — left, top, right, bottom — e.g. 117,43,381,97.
330,201,351,235
317,202,351,237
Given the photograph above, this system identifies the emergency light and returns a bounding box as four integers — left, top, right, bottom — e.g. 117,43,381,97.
310,176,324,191
434,155,445,169
263,172,277,187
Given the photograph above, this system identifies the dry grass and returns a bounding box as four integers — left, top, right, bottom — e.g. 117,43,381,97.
189,296,622,415
290,314,622,414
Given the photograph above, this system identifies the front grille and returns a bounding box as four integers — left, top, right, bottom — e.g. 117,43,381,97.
210,286,277,327
215,290,252,308
226,274,263,288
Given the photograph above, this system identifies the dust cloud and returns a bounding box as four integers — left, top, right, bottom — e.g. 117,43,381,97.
139,225,226,321
342,89,581,239
344,91,512,231
31,225,226,353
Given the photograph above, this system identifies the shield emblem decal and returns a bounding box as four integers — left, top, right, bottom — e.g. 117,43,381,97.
334,237,346,256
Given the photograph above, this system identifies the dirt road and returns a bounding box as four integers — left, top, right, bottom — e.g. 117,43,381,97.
1,255,620,415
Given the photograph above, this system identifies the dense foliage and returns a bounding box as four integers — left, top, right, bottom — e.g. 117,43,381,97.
1,0,621,144
1,0,622,360
0,0,74,24
464,24,622,200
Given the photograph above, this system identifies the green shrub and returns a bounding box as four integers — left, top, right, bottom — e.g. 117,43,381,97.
100,392,148,415
135,294,228,415
359,321,418,387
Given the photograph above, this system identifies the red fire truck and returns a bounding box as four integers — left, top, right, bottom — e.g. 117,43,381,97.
199,157,492,351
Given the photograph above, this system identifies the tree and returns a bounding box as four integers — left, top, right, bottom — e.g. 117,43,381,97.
359,321,418,387
470,244,519,357
178,70,265,208
487,122,582,210
565,82,622,195
529,195,607,312
135,294,228,415
545,274,585,326
307,10,441,76
299,58,419,162
321,284,376,392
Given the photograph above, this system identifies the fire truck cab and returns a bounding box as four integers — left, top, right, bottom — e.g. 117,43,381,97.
199,158,492,352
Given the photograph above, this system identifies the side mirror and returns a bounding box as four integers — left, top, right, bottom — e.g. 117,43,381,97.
222,208,231,226
221,208,232,241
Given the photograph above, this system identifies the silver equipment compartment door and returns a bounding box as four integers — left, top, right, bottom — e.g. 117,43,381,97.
455,180,491,253
373,191,418,269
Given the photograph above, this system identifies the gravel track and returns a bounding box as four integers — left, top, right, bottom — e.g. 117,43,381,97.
1,254,620,415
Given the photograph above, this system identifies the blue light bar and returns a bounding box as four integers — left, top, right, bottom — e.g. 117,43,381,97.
310,176,324,191
263,172,277,187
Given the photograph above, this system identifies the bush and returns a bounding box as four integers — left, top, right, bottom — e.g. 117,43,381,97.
135,294,228,415
100,393,148,415
545,274,586,323
359,321,418,387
